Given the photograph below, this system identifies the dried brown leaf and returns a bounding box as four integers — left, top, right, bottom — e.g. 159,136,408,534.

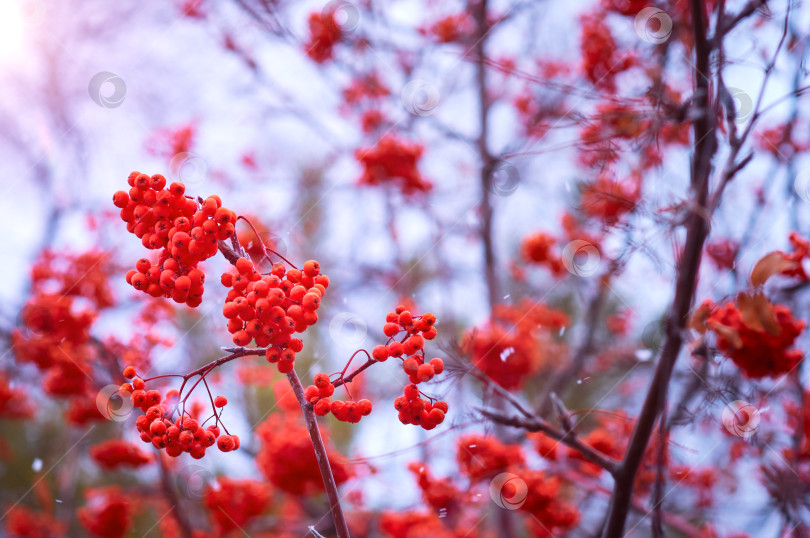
750,251,798,287
737,291,779,336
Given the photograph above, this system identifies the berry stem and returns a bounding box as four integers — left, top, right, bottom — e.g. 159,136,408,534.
332,358,375,389
286,368,351,538
237,215,299,269
337,349,372,379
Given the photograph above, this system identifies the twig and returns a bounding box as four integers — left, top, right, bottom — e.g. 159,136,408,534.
286,369,351,538
156,455,194,538
600,0,717,534
478,407,618,475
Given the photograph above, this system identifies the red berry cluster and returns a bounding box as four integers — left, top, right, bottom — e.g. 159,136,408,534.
304,373,373,423
371,308,437,362
355,135,433,195
122,367,238,459
373,307,448,429
305,9,343,63
221,258,328,374
301,306,448,429
394,383,448,430
704,299,806,378
114,171,238,306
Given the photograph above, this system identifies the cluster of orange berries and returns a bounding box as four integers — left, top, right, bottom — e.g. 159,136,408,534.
122,367,238,459
377,307,448,429
372,308,437,361
304,373,373,423
114,171,238,306
221,258,328,374
395,383,448,430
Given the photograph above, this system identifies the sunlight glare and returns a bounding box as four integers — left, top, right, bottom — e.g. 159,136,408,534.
0,2,30,64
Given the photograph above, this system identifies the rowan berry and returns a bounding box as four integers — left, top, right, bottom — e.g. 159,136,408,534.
416,363,434,382
135,414,150,431
131,273,148,290
265,347,280,363
190,445,206,459
178,431,193,446
344,402,360,423
113,191,130,208
387,341,404,357
303,260,321,277
123,366,136,379
181,417,199,431
372,345,389,361
383,323,400,337
214,396,228,407
403,357,419,376
131,390,146,407
330,400,345,415
357,399,372,416
232,330,251,346
174,275,191,294
302,293,321,311
145,406,163,421
404,384,419,400
314,399,331,416
403,334,424,355
150,421,167,436
399,311,413,326
313,373,331,389
150,174,167,190
235,257,253,274
168,182,185,196
304,385,320,402
429,358,444,374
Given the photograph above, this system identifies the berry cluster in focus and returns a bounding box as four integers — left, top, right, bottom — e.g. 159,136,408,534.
304,373,373,423
394,384,448,430
122,367,239,459
114,171,238,306
221,258,328,374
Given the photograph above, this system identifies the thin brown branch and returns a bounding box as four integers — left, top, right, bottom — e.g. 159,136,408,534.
473,0,499,312
478,407,618,476
600,0,717,534
286,369,351,538
157,455,194,538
